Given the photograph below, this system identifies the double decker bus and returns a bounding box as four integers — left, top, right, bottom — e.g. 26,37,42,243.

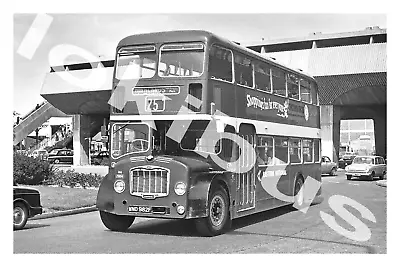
96,30,322,236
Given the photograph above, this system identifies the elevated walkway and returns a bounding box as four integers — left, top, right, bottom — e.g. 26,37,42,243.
13,101,67,146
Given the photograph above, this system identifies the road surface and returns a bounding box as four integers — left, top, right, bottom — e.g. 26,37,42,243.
14,171,386,253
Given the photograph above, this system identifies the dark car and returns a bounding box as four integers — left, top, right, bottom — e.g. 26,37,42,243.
321,156,338,175
47,149,74,164
338,153,356,169
91,151,109,165
13,185,43,230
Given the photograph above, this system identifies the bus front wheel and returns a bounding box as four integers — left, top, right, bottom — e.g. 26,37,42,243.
195,186,231,237
99,210,135,232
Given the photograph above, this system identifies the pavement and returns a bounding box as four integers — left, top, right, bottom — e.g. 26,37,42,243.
30,205,97,221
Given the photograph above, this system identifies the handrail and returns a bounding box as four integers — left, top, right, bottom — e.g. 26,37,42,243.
19,101,48,123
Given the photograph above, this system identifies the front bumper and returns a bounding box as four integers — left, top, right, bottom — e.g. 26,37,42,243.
345,171,371,177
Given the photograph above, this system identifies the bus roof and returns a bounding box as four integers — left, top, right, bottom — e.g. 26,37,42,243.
118,30,317,83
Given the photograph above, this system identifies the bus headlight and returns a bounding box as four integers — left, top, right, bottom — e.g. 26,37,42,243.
114,180,125,193
174,182,186,196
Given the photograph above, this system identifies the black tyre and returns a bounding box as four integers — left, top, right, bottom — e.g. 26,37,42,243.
14,202,28,230
195,186,231,237
329,167,337,176
379,171,386,180
99,211,135,231
346,175,352,180
368,172,375,181
294,177,305,207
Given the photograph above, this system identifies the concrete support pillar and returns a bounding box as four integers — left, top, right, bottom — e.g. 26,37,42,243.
373,108,387,158
72,115,91,166
320,105,341,162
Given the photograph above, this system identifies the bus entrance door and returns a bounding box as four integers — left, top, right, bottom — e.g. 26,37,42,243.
236,131,256,213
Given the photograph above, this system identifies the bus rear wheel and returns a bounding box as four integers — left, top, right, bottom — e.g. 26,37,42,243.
195,186,231,237
293,177,305,207
99,211,135,232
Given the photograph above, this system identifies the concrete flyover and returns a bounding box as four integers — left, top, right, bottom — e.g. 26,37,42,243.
40,60,114,165
246,26,387,162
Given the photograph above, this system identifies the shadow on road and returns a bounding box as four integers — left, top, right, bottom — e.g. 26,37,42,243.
14,223,50,231
126,219,197,236
124,205,296,237
226,231,378,254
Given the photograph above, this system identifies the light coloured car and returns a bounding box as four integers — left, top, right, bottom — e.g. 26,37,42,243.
345,155,386,181
321,156,338,176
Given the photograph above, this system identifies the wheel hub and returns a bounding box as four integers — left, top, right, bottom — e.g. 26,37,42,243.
14,208,24,225
210,196,225,226
295,181,304,206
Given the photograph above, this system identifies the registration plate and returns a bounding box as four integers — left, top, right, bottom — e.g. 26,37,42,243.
353,173,361,176
128,206,151,213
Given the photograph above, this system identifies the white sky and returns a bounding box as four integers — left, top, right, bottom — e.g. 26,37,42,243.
13,10,388,115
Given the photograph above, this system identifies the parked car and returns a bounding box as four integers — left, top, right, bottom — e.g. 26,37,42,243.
30,149,48,161
47,149,73,164
345,155,387,181
13,184,43,230
321,156,338,176
338,153,356,169
91,151,109,165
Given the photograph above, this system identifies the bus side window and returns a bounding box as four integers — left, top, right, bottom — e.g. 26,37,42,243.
209,45,233,82
314,139,320,162
311,82,318,105
300,79,312,103
289,138,301,163
275,137,288,164
271,68,286,97
287,73,300,100
234,53,253,88
256,136,273,166
254,63,271,92
302,139,313,163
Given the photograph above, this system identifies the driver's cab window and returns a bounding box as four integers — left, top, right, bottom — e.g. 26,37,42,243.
111,123,150,158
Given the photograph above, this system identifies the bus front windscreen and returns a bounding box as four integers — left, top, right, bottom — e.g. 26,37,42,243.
111,123,150,158
116,45,157,80
158,43,205,78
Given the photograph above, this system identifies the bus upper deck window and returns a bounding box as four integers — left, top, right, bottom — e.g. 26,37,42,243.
209,45,233,82
158,43,205,78
116,45,157,80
